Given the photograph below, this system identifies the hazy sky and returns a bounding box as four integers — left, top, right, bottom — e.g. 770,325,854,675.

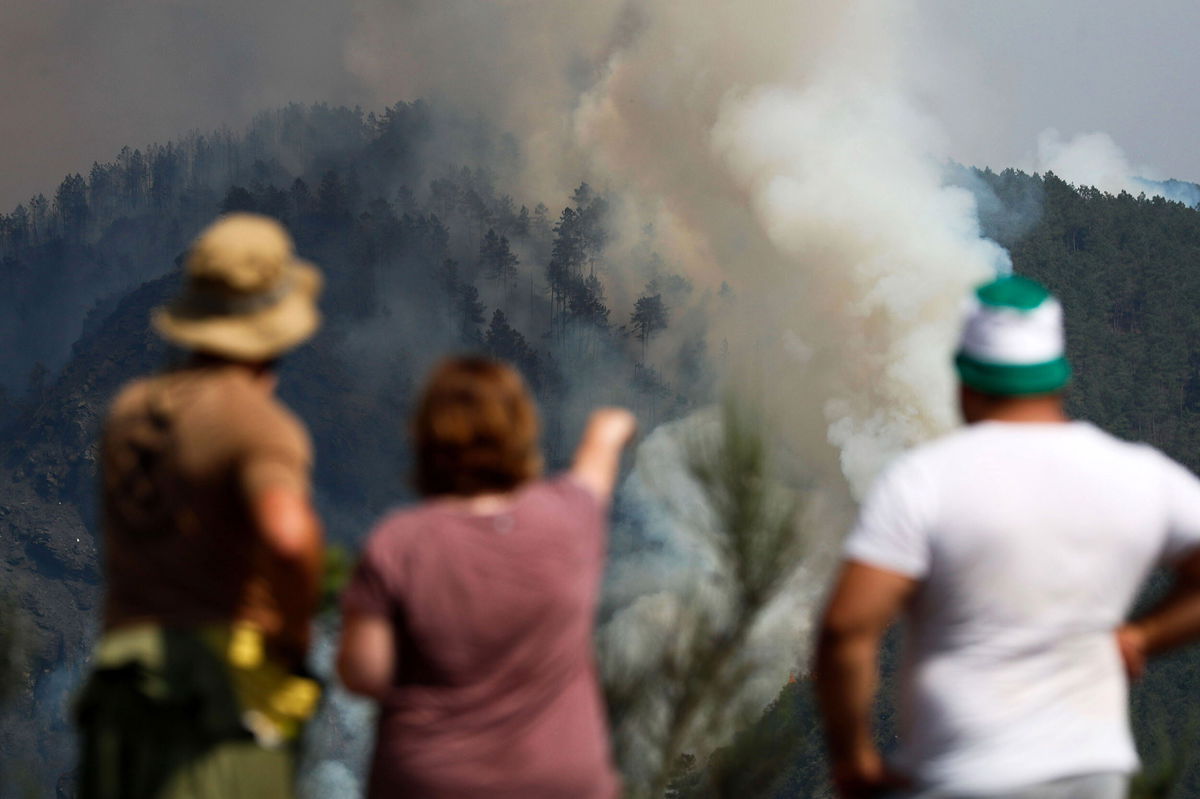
2,0,1200,210
921,1,1200,181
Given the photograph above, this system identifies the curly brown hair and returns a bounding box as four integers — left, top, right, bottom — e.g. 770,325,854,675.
413,356,543,497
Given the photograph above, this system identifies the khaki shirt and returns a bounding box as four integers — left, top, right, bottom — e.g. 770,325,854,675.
100,364,312,656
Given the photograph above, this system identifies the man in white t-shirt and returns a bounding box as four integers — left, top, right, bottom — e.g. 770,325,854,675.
815,275,1200,799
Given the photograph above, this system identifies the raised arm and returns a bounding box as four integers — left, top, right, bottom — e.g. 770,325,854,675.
570,408,637,500
815,560,917,799
1118,548,1200,679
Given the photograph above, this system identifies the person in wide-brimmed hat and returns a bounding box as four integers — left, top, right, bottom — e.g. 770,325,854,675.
77,214,325,799
153,211,322,360
817,275,1200,799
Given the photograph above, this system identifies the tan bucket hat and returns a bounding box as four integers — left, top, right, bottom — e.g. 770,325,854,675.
153,214,322,361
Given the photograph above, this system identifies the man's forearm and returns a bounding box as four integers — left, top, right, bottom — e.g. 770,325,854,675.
815,562,916,797
1124,549,1200,663
273,548,322,661
815,628,883,767
1127,581,1200,657
254,486,324,664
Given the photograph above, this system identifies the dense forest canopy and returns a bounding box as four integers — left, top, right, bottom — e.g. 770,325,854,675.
4,101,1200,796
0,101,716,794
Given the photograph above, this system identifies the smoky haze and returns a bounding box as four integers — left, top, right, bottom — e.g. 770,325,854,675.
2,0,1014,779
475,0,1003,773
347,0,1001,486
8,1,1200,212
3,0,1003,483
5,0,1141,788
0,0,368,210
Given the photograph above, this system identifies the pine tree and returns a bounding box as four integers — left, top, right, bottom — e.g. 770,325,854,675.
514,205,531,237
630,293,669,363
220,186,258,214
317,170,349,222
52,174,88,241
485,309,541,388
480,228,520,308
458,283,485,345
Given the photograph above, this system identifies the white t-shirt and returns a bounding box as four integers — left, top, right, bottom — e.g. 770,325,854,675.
844,421,1200,795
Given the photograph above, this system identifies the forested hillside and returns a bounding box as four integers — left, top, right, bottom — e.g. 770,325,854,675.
0,102,715,794
5,102,1200,796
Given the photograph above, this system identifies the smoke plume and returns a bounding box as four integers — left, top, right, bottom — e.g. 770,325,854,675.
335,0,1010,776
1035,128,1200,206
343,0,1008,774
7,0,1021,786
346,0,1001,492
1035,129,1146,197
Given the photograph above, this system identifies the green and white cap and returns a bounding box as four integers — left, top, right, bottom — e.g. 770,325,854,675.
954,275,1072,396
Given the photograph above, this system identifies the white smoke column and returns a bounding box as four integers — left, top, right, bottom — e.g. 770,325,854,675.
709,53,1007,492
1036,128,1144,196
1033,128,1200,207
569,1,1003,493
346,0,1010,778
573,1,1006,774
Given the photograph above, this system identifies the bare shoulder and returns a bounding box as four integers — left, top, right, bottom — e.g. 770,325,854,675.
101,377,160,445
208,371,310,449
106,376,154,419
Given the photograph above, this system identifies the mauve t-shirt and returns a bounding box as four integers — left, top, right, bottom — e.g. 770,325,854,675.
342,476,620,799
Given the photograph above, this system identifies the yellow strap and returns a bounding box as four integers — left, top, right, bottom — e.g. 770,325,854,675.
199,623,322,741
99,623,321,743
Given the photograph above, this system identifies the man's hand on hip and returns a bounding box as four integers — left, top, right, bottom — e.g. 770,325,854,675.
1115,624,1147,681
832,748,910,799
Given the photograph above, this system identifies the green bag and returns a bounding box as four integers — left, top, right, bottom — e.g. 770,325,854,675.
75,625,315,799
